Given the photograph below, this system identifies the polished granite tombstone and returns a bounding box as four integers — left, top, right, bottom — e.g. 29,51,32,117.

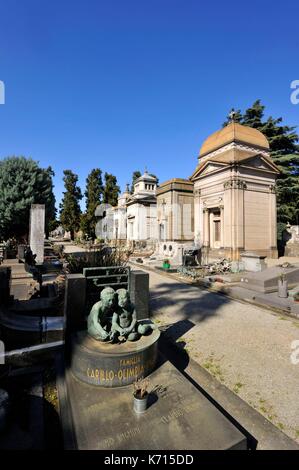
58,357,247,450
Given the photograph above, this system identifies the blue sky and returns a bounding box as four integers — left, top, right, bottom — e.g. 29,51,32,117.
0,0,299,211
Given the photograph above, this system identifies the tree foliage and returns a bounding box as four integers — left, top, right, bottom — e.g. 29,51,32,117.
0,156,56,241
59,170,82,239
103,172,120,207
80,168,104,239
130,171,141,194
223,100,299,224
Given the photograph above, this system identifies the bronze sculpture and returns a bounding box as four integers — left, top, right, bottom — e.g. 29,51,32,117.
87,287,156,342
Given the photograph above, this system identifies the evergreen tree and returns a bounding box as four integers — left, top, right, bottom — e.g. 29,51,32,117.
242,99,265,128
81,168,104,239
59,170,82,240
103,172,120,207
149,173,159,186
130,170,141,194
223,101,299,224
0,156,56,241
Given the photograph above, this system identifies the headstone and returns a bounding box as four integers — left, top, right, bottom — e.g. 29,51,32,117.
231,261,245,273
130,270,149,320
64,274,87,333
29,204,45,264
17,244,27,261
173,245,184,265
0,267,11,305
240,252,267,272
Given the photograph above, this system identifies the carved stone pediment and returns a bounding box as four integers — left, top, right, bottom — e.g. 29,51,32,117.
240,155,277,172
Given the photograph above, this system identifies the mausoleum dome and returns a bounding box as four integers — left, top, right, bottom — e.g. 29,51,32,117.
199,122,270,157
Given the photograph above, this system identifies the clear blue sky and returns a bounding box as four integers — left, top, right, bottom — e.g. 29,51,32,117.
0,0,299,211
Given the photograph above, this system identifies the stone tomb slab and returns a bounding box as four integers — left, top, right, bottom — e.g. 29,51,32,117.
240,264,299,293
59,359,247,450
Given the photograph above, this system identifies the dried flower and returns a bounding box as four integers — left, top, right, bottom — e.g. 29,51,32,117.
133,377,150,398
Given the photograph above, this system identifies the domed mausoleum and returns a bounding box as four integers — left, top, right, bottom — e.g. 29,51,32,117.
126,170,158,242
190,121,279,260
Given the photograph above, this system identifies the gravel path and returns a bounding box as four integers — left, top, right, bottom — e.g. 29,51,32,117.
149,270,299,444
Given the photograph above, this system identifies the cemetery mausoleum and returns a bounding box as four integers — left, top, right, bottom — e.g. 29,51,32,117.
190,122,280,260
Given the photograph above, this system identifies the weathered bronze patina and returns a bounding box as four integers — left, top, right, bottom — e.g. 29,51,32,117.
73,286,159,387
87,287,156,343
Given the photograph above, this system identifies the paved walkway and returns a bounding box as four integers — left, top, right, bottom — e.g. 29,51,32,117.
148,269,299,444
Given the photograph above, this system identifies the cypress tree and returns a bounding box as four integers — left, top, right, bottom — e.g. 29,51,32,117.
81,168,104,239
59,170,82,240
103,172,120,207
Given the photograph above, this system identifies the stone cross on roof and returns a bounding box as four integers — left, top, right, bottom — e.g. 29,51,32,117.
229,110,237,122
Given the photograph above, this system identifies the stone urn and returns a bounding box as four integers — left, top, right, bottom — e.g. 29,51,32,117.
278,277,288,298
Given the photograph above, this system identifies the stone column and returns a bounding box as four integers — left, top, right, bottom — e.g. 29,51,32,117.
193,189,201,245
224,179,245,260
209,211,214,248
203,208,210,247
223,183,232,253
269,185,277,253
29,204,45,264
232,180,245,260
172,191,179,240
220,205,224,248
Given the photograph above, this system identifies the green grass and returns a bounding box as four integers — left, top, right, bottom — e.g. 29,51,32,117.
202,357,225,383
233,382,244,394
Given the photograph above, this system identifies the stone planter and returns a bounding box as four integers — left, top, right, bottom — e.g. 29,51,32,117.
278,279,288,298
133,392,149,414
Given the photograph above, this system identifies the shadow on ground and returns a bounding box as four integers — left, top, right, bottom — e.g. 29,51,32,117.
150,280,232,325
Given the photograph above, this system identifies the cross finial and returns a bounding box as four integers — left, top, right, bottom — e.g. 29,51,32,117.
229,109,237,123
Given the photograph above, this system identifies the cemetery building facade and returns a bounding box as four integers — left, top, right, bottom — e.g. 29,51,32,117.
126,171,158,243
156,178,194,261
190,122,280,260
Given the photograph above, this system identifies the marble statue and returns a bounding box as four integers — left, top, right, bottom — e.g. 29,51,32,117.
87,286,156,342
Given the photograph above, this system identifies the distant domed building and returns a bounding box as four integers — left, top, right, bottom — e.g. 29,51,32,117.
190,121,280,260
126,170,158,242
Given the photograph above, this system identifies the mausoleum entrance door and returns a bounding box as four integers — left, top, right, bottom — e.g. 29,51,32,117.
210,209,221,249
